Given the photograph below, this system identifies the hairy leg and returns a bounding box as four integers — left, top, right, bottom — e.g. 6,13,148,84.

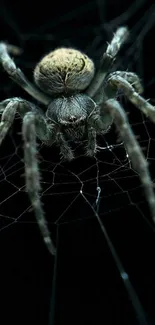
86,105,113,156
107,71,143,93
86,27,129,98
106,74,155,123
104,98,155,222
57,132,74,161
0,98,33,145
0,42,50,105
0,98,56,255
0,97,55,144
86,127,97,157
23,111,56,255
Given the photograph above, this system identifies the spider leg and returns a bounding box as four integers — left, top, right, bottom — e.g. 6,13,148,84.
86,127,97,157
0,97,54,144
0,98,33,145
57,132,74,161
86,27,129,98
107,71,143,94
0,98,56,254
0,43,50,105
0,99,10,114
106,74,155,123
23,111,56,255
104,98,155,222
86,105,113,156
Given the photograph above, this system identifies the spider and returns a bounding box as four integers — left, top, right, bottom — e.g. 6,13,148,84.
1,27,155,256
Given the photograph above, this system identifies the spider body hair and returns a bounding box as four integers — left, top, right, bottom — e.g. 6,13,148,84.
34,48,95,95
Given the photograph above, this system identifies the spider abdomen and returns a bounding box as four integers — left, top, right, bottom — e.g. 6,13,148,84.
34,48,95,95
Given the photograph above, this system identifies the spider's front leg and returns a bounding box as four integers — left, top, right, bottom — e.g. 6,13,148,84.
0,42,50,105
106,71,143,94
106,72,155,123
104,98,155,223
0,97,32,145
23,110,57,255
0,97,57,255
0,97,53,145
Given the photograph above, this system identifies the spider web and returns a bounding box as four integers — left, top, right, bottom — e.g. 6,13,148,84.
0,1,155,325
0,118,154,228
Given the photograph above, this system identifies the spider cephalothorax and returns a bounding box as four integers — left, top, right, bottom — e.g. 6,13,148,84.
46,94,96,141
1,27,155,256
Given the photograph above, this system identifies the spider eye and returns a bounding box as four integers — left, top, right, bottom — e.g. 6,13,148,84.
34,48,95,95
68,115,77,122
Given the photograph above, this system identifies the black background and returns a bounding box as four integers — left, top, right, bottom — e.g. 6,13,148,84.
1,1,155,325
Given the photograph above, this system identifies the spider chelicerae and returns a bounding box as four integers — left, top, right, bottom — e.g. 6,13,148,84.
1,27,155,256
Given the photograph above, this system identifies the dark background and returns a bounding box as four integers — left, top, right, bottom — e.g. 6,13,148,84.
1,0,155,324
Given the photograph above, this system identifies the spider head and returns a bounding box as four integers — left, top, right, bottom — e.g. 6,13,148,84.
46,94,95,128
